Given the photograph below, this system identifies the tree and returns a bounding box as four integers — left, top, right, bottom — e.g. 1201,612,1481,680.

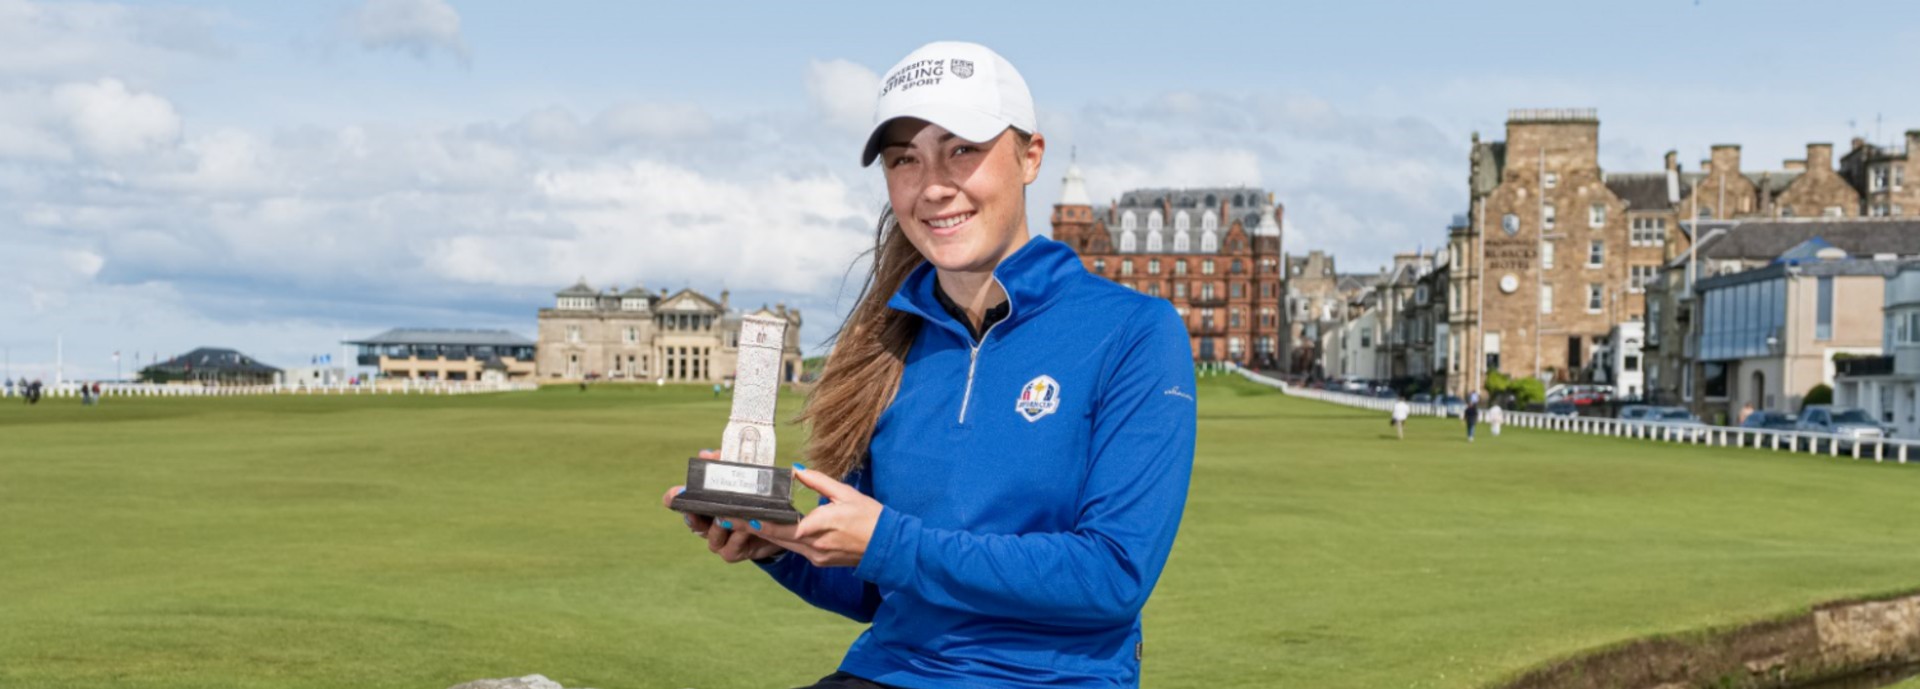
1802,384,1833,409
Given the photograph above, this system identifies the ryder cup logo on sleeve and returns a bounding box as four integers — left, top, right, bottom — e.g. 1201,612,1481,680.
1016,375,1061,422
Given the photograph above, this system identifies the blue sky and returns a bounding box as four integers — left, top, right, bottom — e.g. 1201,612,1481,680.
4,0,1917,379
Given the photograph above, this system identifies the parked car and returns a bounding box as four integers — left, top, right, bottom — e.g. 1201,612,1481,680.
1410,393,1433,404
1645,407,1708,440
1544,401,1578,417
1617,405,1654,421
1739,410,1798,432
1439,395,1466,418
1795,405,1892,451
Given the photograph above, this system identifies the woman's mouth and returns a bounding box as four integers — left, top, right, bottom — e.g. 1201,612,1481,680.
924,211,975,236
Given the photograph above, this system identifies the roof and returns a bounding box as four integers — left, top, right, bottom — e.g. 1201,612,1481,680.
147,347,280,374
1603,172,1690,212
345,328,536,347
1696,256,1909,291
656,289,724,313
556,279,596,298
1696,219,1920,262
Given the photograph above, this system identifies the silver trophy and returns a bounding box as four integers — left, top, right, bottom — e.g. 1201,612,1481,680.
669,314,803,523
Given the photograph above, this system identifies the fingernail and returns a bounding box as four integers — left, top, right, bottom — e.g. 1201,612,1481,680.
793,463,807,472
683,514,692,526
675,487,685,495
719,520,733,530
749,519,762,530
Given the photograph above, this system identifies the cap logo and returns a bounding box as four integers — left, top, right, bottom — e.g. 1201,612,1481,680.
879,58,947,98
951,59,974,79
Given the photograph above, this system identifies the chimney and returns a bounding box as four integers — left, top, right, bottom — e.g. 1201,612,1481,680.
1908,130,1920,151
1852,137,1867,153
1783,159,1806,172
1710,144,1741,175
1664,150,1678,172
1700,159,1712,174
1806,143,1833,172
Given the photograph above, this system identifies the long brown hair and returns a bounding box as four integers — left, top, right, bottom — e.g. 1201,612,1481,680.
796,207,925,478
799,130,1034,478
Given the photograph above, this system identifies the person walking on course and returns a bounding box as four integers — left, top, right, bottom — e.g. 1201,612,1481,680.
1391,396,1411,440
1487,403,1504,437
662,41,1196,689
1464,398,1481,442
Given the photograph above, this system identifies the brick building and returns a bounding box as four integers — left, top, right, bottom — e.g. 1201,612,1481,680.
1049,162,1285,366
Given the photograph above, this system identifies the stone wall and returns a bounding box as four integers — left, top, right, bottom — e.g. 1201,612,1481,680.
1494,591,1920,689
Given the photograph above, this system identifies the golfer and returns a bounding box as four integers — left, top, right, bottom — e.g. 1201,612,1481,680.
1486,403,1504,437
1391,396,1410,440
663,41,1196,689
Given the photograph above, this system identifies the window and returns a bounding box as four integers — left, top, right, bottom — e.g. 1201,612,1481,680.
1262,283,1274,298
1201,283,1216,300
1361,329,1372,348
1703,362,1728,399
1871,203,1890,218
1121,260,1134,276
1630,265,1656,293
1230,309,1243,328
1589,204,1606,228
567,325,581,343
1587,283,1603,312
1231,260,1244,274
1120,232,1136,252
1541,240,1555,269
1816,276,1833,340
1175,260,1188,276
1631,217,1667,245
624,327,638,344
1121,211,1137,230
1203,260,1216,275
1201,231,1218,252
1541,284,1553,314
1148,210,1164,230
1174,282,1188,299
1896,166,1906,189
1624,354,1640,373
1148,258,1161,275
1823,206,1844,217
1147,232,1163,252
1174,232,1190,252
1231,282,1244,298
1543,204,1557,231
1872,166,1890,191
1201,212,1218,231
1093,258,1106,274
1544,172,1558,189
1174,211,1190,231
1147,283,1162,298
1588,240,1604,268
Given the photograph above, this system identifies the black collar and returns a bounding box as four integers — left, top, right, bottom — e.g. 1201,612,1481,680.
933,281,1010,344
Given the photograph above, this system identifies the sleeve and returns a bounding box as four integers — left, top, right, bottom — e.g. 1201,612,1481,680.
758,468,885,623
850,300,1197,627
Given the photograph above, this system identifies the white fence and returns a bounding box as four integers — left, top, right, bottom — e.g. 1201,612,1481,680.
6,380,537,399
1233,367,1915,465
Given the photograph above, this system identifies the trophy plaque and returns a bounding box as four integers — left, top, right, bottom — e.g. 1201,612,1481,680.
669,314,804,523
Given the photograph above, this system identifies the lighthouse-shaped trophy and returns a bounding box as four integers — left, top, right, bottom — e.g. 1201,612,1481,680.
669,314,804,523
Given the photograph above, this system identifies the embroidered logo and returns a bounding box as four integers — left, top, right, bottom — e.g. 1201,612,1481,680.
1163,386,1194,401
951,59,975,79
1015,375,1061,422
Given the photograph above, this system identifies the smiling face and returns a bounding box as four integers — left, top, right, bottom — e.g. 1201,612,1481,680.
878,118,1044,278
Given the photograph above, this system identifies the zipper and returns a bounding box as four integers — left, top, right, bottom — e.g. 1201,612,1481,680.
956,276,1012,425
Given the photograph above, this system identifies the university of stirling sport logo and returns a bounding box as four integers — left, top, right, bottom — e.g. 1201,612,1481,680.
1016,375,1060,422
951,59,974,79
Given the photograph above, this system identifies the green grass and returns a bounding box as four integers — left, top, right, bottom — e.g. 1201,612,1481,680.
2,377,1917,689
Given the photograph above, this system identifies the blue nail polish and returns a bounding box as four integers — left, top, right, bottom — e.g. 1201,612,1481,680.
793,463,807,472
719,520,733,530
749,519,762,530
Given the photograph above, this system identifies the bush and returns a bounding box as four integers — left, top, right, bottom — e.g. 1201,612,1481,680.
1802,384,1833,409
1510,378,1546,407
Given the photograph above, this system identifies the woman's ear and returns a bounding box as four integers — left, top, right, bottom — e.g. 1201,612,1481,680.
1020,132,1046,185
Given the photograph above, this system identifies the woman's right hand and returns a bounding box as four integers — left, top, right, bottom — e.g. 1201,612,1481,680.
662,450,787,564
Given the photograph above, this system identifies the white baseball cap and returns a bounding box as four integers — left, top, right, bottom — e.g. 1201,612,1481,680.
860,41,1036,167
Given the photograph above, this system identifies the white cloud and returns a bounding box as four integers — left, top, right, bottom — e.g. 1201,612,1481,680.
805,59,879,132
350,0,469,66
51,78,181,157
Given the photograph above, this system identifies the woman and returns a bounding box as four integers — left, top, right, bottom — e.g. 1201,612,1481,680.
662,41,1196,689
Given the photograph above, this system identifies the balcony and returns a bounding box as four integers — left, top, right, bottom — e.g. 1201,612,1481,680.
1835,356,1895,378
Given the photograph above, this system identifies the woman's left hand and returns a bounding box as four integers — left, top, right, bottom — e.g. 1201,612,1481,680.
750,465,882,568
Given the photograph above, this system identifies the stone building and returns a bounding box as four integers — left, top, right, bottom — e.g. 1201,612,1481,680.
1840,131,1919,218
1049,162,1285,367
1281,251,1343,375
534,280,802,385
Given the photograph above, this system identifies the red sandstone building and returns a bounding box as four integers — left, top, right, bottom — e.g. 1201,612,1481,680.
1049,163,1285,367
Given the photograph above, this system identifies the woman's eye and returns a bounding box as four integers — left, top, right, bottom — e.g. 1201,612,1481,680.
889,155,915,168
952,145,975,156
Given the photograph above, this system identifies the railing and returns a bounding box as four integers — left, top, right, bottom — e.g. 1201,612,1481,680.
1231,366,1914,465
8,380,538,399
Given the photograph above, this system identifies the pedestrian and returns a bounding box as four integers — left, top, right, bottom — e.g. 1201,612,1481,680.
28,379,42,405
713,382,722,398
92,381,103,405
1464,399,1480,442
664,41,1195,689
1391,396,1411,440
1487,403,1504,437
3,378,11,399
1737,402,1754,426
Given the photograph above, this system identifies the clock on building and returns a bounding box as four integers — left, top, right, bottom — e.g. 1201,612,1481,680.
1499,274,1519,294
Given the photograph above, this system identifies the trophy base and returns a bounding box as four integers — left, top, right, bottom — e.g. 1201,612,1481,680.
669,457,803,524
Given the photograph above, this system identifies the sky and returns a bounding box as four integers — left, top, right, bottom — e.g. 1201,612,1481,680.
4,0,1918,380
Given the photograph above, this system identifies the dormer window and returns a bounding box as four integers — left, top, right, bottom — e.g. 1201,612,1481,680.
1121,210,1137,230
1120,232,1137,252
1201,212,1217,231
1148,210,1164,231
1201,231,1218,253
1174,232,1191,252
1147,232,1163,252
1174,211,1190,231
